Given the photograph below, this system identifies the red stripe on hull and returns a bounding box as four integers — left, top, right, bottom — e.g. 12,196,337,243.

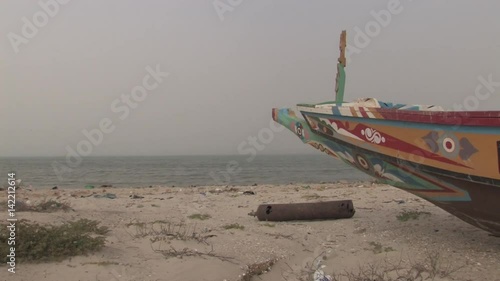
325,118,471,169
376,109,500,127
358,107,369,118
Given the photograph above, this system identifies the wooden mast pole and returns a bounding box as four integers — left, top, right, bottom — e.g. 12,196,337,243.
335,30,347,105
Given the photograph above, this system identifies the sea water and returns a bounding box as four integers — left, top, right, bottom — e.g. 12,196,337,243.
0,154,369,188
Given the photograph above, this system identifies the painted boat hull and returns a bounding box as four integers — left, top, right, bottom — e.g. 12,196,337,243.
272,107,500,235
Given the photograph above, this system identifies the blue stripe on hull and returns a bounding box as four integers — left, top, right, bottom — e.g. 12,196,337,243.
303,112,500,135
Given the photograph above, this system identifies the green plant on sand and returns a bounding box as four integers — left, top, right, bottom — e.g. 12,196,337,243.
0,219,109,263
223,223,245,230
187,213,212,220
397,210,431,222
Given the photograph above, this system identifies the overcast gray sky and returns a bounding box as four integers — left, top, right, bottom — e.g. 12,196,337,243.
1,0,500,157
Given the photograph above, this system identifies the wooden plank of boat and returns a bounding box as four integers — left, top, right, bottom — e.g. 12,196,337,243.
255,200,355,222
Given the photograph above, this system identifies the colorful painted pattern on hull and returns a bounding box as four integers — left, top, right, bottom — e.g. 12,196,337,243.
298,100,500,127
299,108,500,182
272,107,500,235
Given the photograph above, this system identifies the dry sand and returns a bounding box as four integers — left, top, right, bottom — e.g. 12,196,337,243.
3,182,500,281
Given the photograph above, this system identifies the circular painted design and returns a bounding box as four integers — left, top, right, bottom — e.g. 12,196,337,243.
361,128,386,144
295,122,304,138
356,155,370,171
443,137,455,152
437,133,460,159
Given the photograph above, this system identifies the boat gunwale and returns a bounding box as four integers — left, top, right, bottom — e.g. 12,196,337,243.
297,105,500,127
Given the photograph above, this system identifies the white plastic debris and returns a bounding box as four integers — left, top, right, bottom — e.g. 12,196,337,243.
313,269,332,281
313,264,332,281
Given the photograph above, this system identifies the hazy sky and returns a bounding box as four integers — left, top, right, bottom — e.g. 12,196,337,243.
1,0,500,157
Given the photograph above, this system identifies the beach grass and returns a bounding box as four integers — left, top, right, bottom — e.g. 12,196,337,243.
127,220,208,243
397,210,431,222
0,219,108,263
366,241,395,254
187,213,212,220
0,199,72,212
223,223,245,230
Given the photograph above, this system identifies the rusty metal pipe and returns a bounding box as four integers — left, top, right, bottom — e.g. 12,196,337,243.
255,200,355,221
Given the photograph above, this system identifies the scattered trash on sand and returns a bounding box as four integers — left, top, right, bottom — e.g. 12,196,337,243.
93,193,117,199
129,194,144,199
313,265,332,281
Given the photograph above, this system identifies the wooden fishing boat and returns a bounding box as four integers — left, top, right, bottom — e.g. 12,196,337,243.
273,31,500,235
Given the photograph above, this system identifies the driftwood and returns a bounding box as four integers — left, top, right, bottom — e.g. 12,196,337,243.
255,200,355,222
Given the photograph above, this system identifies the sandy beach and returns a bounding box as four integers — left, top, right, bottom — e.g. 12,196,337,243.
3,182,500,281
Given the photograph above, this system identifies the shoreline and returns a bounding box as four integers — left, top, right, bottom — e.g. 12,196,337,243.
3,182,500,281
12,179,373,190
1,154,370,191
